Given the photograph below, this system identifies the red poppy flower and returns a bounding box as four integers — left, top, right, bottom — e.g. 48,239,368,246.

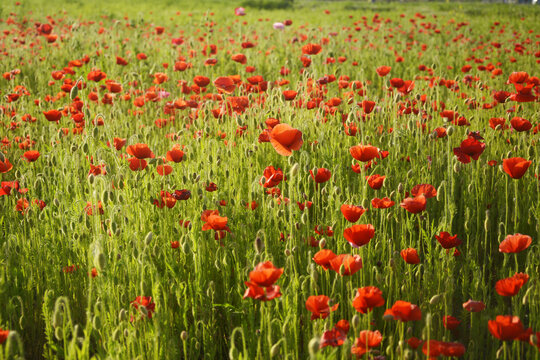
231,53,247,64
306,295,338,320
352,286,385,314
384,301,422,322
462,299,485,312
488,315,524,341
193,75,210,87
453,136,486,164
313,249,337,270
302,43,322,55
153,191,176,209
131,296,156,319
361,100,376,114
126,143,154,159
499,233,532,253
44,109,62,122
351,330,382,356
127,158,147,171
21,150,40,162
376,66,391,77
350,145,380,162
371,197,395,209
243,282,281,301
260,166,284,188
329,254,363,275
269,123,303,156
443,315,461,330
156,164,173,176
502,157,531,179
0,329,9,344
366,174,385,189
113,137,126,150
435,232,462,249
248,261,283,287
166,144,184,163
400,195,426,214
400,248,420,264
213,76,236,94
510,117,532,132
410,184,437,198
320,324,348,348
408,337,423,349
489,117,507,130
495,273,529,297
201,210,230,232
310,168,331,184
282,90,297,100
343,224,375,248
340,204,366,222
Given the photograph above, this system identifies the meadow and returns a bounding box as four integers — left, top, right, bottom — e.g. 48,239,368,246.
0,0,539,358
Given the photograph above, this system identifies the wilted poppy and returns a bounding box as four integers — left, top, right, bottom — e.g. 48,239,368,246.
502,157,531,179
499,233,532,253
269,123,303,156
306,295,338,320
462,299,485,312
352,286,385,314
343,224,375,248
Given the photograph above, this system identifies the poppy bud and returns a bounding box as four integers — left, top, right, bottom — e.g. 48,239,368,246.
95,252,107,271
92,127,99,138
229,347,239,360
319,238,326,248
70,84,78,100
397,183,404,193
292,246,297,253
284,249,291,256
92,315,101,329
383,313,394,321
144,231,153,245
389,190,395,198
0,152,4,162
82,143,89,152
88,174,95,184
270,342,281,357
334,186,341,195
453,162,461,173
53,198,60,207
308,338,320,356
429,294,442,305
376,270,383,284
495,124,502,131
181,330,188,341
118,309,128,322
447,126,455,136
406,326,412,335
54,327,63,341
254,237,264,254
112,328,121,341
352,314,360,329
522,287,532,305
310,264,318,282
496,345,504,359
139,305,148,317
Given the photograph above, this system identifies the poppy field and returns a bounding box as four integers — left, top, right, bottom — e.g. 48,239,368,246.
0,0,539,358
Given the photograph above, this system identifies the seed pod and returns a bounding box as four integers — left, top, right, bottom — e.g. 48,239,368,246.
181,330,188,341
144,232,153,246
229,347,239,360
139,305,148,317
95,252,107,271
447,126,455,136
397,183,404,193
118,309,128,322
270,342,281,357
70,85,78,100
92,315,101,329
54,327,63,341
429,294,442,305
290,163,300,177
112,328,121,341
352,314,360,329
284,249,291,257
254,237,264,254
319,238,326,248
453,162,461,173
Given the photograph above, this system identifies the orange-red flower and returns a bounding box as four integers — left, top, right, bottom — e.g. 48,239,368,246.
213,76,236,94
310,168,331,184
201,210,230,232
495,273,529,297
376,66,391,77
400,248,420,264
384,301,422,322
131,296,155,319
260,166,283,188
329,254,363,275
320,320,349,348
313,249,337,270
400,195,426,214
488,315,524,341
371,197,395,209
248,261,283,287
410,184,437,198
302,43,322,55
435,232,462,249
343,224,375,248
127,158,147,171
268,123,303,156
352,286,385,314
502,157,531,179
499,233,532,253
351,330,382,357
340,204,366,222
126,143,155,159
443,315,461,330
350,145,380,162
306,295,338,320
43,109,62,122
113,137,126,150
366,174,385,189
166,144,184,163
22,150,40,162
0,329,9,344
0,158,13,173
